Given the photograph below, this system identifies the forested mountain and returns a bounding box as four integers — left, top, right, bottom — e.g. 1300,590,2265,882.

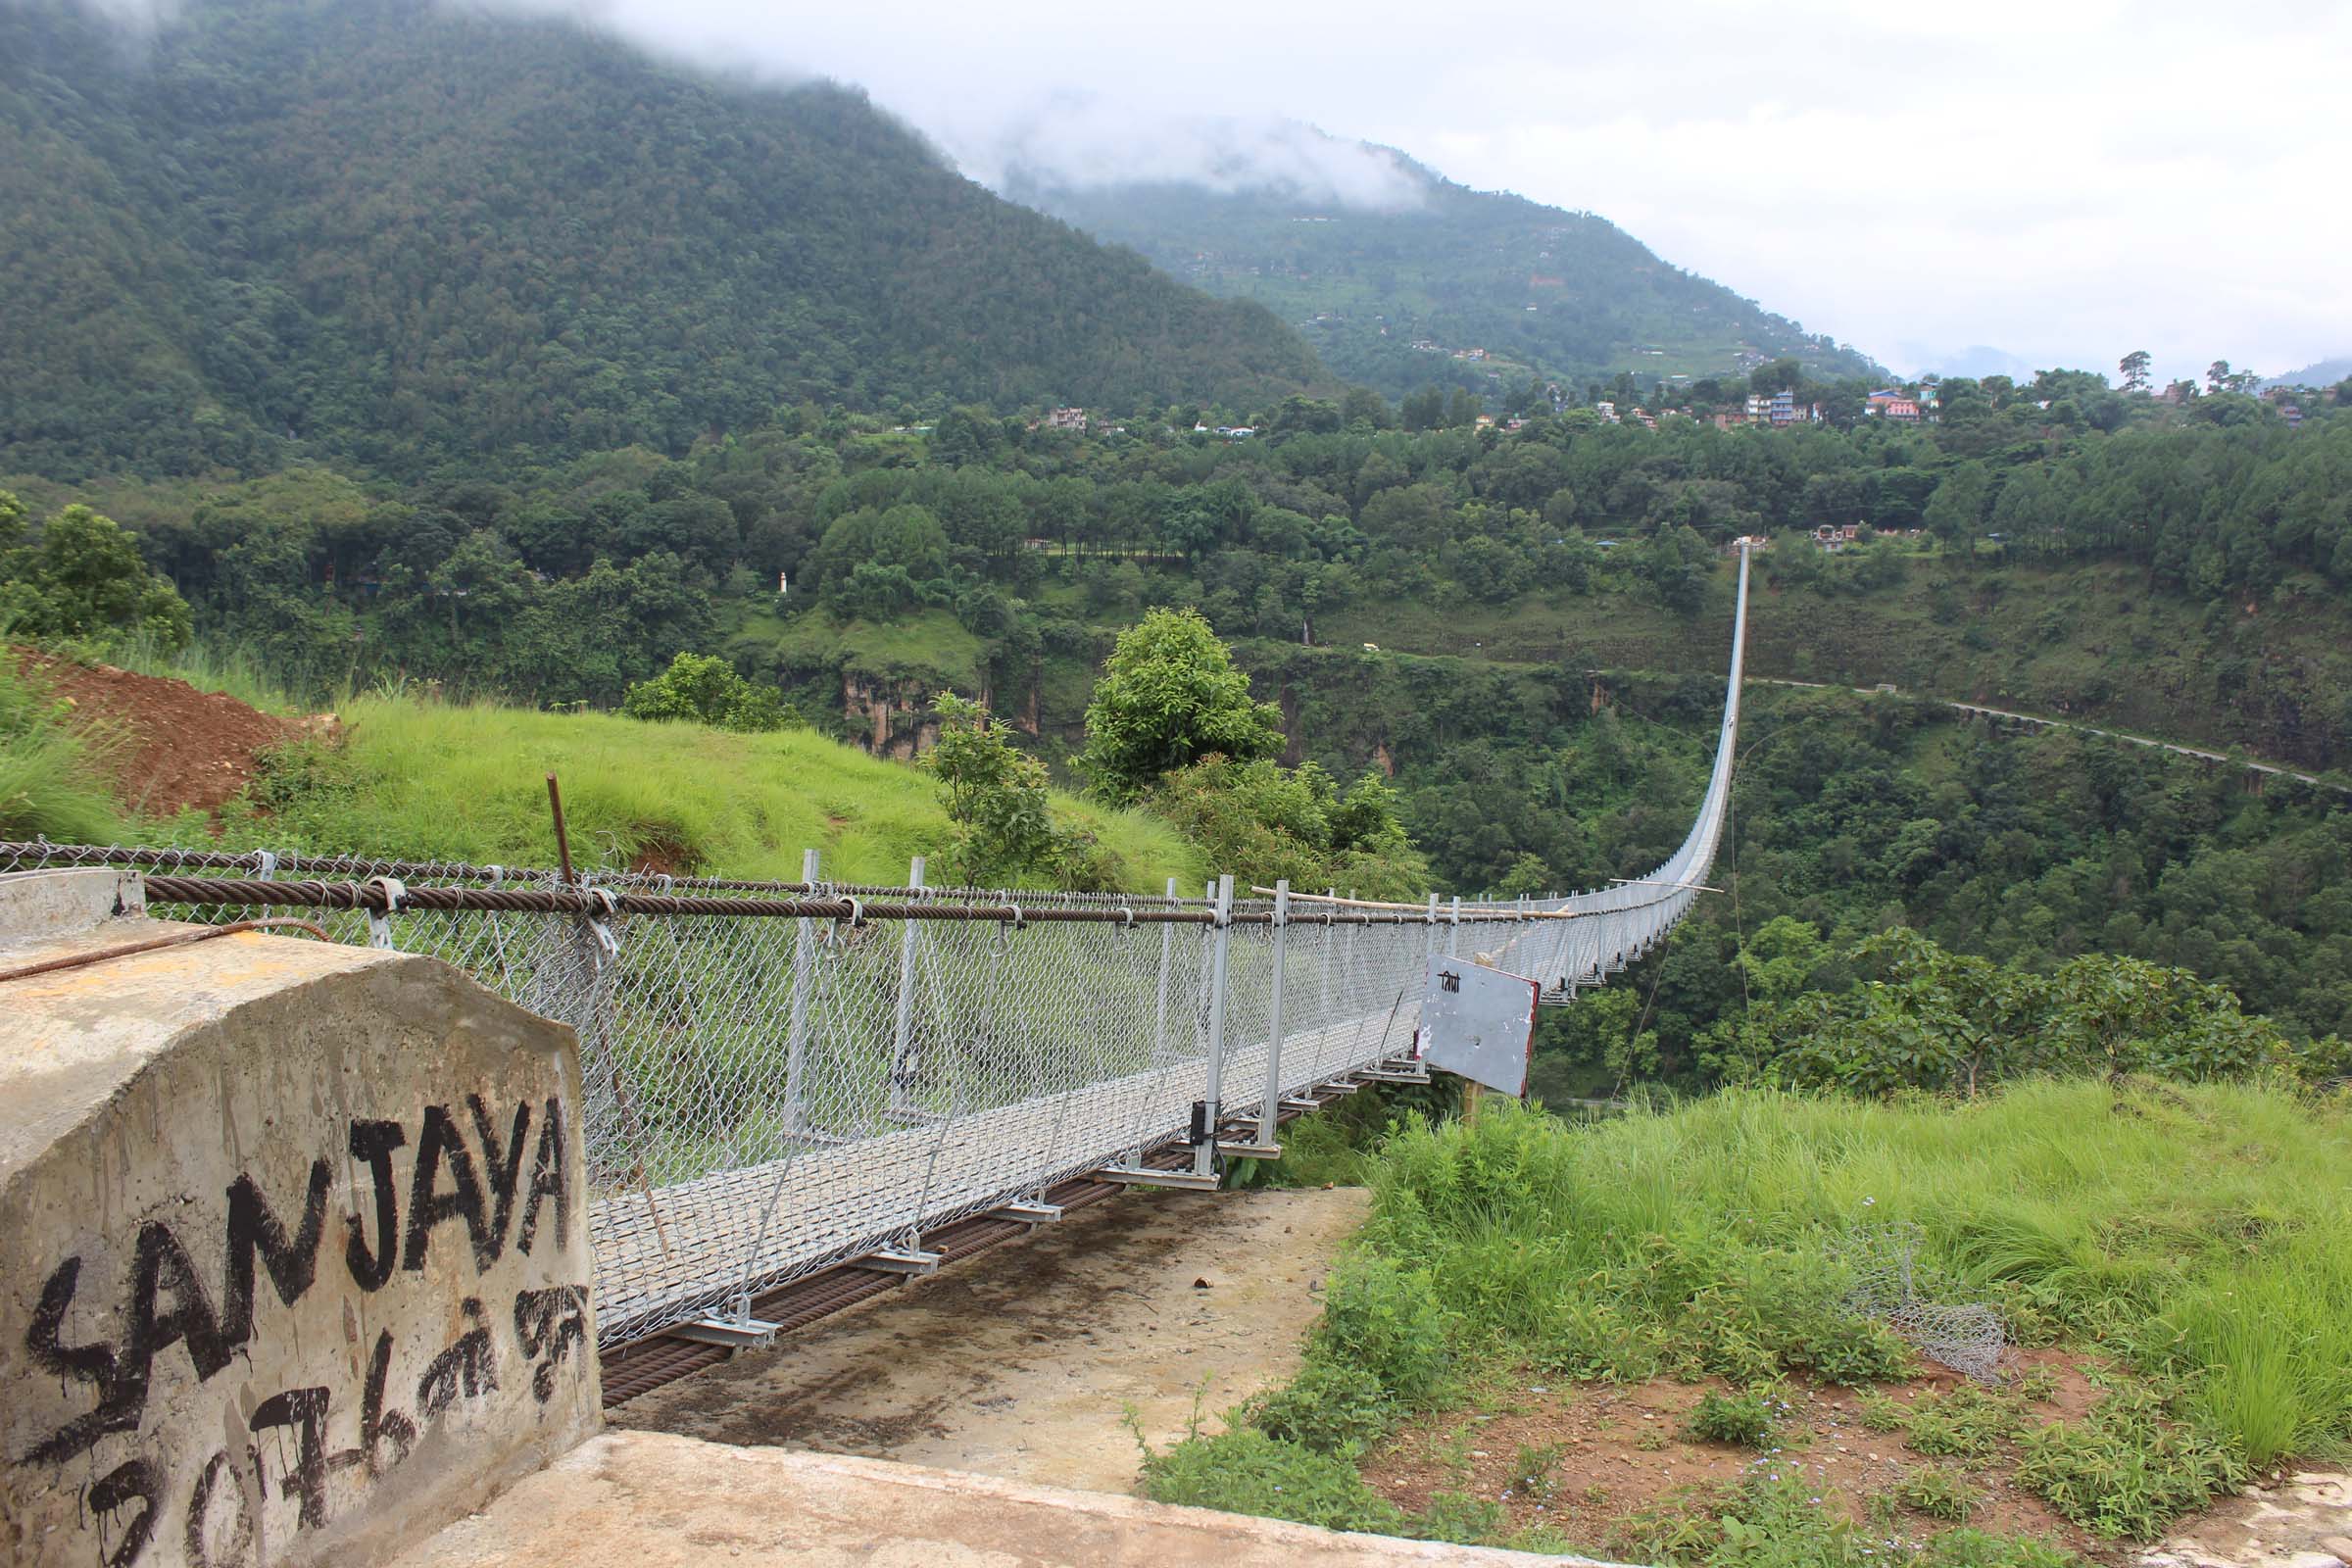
1012,145,1884,404
0,0,1330,481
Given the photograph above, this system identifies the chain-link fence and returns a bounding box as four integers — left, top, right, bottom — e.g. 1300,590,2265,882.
5,566,1752,1351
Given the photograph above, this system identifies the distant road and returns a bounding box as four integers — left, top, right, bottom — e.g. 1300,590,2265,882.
1745,677,2349,795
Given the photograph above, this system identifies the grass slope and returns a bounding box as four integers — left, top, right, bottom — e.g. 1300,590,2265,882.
1148,1082,2352,1558
245,698,1199,890
93,646,1199,890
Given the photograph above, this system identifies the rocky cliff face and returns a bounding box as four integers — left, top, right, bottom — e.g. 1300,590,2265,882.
843,673,946,760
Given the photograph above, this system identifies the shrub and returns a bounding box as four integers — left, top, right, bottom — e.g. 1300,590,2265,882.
1892,1463,1978,1521
1249,1357,1395,1455
1134,1427,1404,1535
1416,1490,1504,1544
1905,1386,2022,1459
1312,1253,1453,1407
619,652,794,732
243,736,359,815
1685,1386,1780,1447
2016,1387,2247,1539
1857,1391,1909,1432
1507,1440,1567,1502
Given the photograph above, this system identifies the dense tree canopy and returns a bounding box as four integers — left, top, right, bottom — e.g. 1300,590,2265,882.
0,492,191,649
0,0,1327,481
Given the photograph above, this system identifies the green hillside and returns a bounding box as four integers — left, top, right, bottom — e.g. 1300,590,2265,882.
246,697,1200,889
18,651,1200,891
1016,149,1884,403
0,0,1329,481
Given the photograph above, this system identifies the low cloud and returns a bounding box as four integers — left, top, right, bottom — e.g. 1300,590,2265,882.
960,100,1428,211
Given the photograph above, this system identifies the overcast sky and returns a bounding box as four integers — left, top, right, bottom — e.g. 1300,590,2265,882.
548,0,2347,384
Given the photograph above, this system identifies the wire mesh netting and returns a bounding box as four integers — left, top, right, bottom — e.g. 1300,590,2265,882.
3,555,1754,1348
1839,1222,2007,1383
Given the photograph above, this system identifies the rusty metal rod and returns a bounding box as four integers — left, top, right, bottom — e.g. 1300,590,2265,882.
547,773,577,887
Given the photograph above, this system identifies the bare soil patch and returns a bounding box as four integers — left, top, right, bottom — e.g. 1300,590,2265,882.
14,650,301,817
1361,1350,2124,1563
612,1185,1370,1496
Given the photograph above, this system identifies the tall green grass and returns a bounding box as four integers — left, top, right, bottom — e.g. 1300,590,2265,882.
0,657,121,841
1357,1082,2352,1466
1155,1082,2350,1550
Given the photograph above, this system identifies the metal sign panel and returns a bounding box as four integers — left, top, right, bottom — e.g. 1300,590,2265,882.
1417,957,1540,1096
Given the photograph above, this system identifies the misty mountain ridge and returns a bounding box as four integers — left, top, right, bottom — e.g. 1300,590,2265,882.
1002,122,1885,402
2265,357,2352,391
0,0,1330,481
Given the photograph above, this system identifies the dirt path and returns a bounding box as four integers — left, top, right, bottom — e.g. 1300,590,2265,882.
612,1186,1371,1496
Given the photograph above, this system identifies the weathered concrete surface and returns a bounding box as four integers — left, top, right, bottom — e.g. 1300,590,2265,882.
1,871,598,1568
392,1430,1580,1567
0,864,144,950
2143,1471,2352,1568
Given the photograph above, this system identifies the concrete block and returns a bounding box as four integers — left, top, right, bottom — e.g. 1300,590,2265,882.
0,866,143,951
0,872,598,1568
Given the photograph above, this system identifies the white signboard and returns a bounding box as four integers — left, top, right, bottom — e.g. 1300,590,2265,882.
1418,957,1540,1096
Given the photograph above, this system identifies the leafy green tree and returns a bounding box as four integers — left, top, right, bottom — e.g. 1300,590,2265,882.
0,496,192,650
924,692,1058,885
1640,524,1713,613
619,651,793,732
1078,608,1284,804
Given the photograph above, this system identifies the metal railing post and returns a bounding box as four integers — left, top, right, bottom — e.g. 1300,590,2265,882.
1448,894,1462,958
1192,873,1234,1180
1151,875,1177,1060
1251,880,1291,1150
1121,875,1181,1167
887,855,925,1105
782,847,820,1133
1321,887,1338,1018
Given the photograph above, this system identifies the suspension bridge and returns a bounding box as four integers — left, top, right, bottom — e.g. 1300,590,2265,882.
0,546,1752,1406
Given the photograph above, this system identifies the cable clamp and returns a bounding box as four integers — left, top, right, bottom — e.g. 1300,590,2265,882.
841,896,865,929
364,876,407,948
255,850,278,881
1116,906,1136,930
578,887,622,960
1004,904,1025,929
